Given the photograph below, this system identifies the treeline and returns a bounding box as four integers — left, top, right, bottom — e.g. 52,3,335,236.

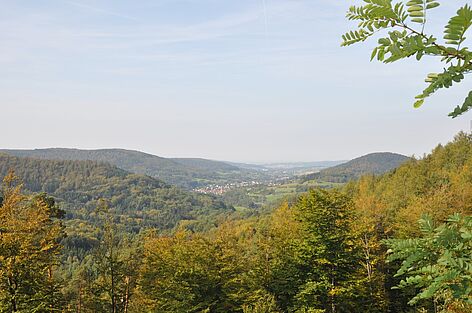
1,133,472,312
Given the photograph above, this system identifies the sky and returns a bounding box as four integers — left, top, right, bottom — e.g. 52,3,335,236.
1,0,471,163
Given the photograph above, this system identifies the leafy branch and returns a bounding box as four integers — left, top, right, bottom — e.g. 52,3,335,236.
342,1,472,118
385,214,472,306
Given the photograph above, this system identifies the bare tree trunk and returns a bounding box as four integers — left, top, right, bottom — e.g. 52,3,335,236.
48,267,54,313
363,234,373,281
331,275,336,313
123,276,130,313
77,281,83,313
110,264,116,313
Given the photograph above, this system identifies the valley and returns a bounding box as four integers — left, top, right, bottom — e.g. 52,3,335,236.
0,148,411,229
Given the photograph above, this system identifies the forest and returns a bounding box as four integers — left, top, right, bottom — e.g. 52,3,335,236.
0,153,233,233
1,133,471,312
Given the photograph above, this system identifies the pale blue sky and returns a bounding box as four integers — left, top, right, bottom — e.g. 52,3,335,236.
1,0,470,162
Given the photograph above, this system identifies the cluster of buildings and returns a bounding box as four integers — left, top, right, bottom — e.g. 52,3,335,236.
193,180,262,195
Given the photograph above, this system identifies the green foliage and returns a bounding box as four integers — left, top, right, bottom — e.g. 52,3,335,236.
385,214,472,308
0,173,65,312
138,227,254,313
444,5,472,47
142,191,373,312
343,1,472,117
292,189,365,312
242,294,281,313
83,204,140,312
136,192,375,313
0,154,232,232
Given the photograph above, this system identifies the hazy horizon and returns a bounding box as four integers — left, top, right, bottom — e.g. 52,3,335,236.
2,0,470,162
0,145,442,165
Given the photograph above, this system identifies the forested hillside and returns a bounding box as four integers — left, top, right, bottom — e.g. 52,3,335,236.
0,153,232,232
171,157,239,172
128,132,472,312
2,133,471,312
0,148,263,189
346,133,472,236
303,152,409,183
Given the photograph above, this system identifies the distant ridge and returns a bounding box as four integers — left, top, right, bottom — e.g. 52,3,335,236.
171,158,239,172
302,152,410,183
0,148,258,189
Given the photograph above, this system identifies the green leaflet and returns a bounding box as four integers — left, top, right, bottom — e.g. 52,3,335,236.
449,91,472,118
343,1,472,118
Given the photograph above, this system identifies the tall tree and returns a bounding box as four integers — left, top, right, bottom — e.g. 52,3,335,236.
292,189,363,313
88,202,141,313
0,172,65,312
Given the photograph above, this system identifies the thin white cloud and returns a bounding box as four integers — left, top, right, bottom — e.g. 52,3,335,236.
62,0,138,21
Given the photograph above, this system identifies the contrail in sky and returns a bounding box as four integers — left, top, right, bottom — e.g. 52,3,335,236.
261,0,268,38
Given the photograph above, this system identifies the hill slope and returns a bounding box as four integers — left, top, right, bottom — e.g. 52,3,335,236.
346,132,472,235
0,148,260,189
303,152,410,183
0,153,232,231
171,158,239,172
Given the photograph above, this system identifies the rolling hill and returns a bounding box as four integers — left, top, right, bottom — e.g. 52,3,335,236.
0,153,232,231
171,158,239,172
0,148,264,189
302,152,410,183
218,154,407,210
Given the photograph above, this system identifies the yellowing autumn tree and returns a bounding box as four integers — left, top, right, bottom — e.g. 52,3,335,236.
0,172,65,312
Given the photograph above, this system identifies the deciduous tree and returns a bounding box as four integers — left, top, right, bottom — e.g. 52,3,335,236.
0,173,65,312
